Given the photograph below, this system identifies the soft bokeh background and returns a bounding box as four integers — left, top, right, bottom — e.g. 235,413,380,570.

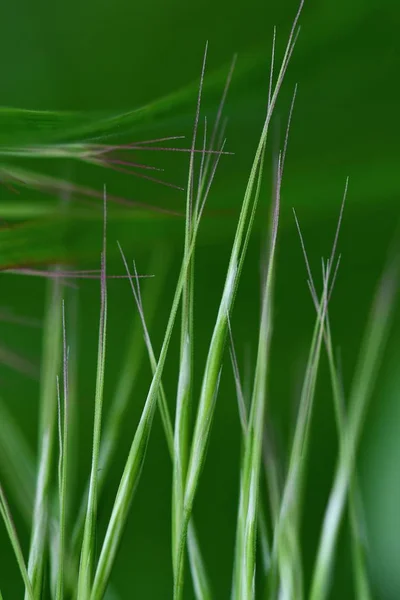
1,0,400,598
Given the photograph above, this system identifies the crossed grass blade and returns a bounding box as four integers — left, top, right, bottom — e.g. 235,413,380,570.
232,154,280,600
310,258,398,600
175,5,304,597
119,253,212,600
299,186,373,599
90,118,226,600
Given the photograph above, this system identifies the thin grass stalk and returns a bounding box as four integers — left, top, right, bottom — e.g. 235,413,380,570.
229,323,272,577
310,262,398,600
271,186,346,599
173,44,236,598
172,45,207,589
310,270,372,600
25,276,63,599
119,253,212,599
0,485,34,600
321,312,372,600
56,302,70,600
295,179,372,599
0,398,36,524
77,188,108,599
71,246,172,555
270,268,329,600
233,154,280,600
90,137,226,600
174,10,304,596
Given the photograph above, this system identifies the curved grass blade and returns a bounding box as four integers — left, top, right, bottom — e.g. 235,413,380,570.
174,6,304,596
0,485,34,600
309,261,398,600
71,245,172,556
0,51,257,150
89,134,225,600
0,399,36,524
301,194,373,600
270,179,345,599
120,253,212,600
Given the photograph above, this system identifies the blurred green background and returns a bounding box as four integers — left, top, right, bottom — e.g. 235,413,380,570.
1,0,400,598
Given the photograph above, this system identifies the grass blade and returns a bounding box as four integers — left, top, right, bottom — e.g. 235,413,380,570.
232,148,281,599
120,253,212,600
55,302,70,600
175,10,302,593
0,399,36,525
0,484,34,600
310,262,398,600
173,43,208,596
26,276,63,599
71,246,172,555
77,188,108,598
90,135,224,600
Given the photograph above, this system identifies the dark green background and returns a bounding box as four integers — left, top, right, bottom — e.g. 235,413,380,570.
1,0,400,598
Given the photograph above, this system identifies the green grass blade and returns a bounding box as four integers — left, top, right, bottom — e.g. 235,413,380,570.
0,484,34,600
71,246,172,555
0,57,240,148
294,179,373,600
90,139,224,600
177,9,303,595
271,272,329,600
233,147,280,599
172,43,207,595
187,522,212,600
26,276,63,598
118,249,175,456
55,302,70,600
120,252,212,600
90,242,192,600
310,263,398,600
229,318,275,580
0,398,36,525
77,190,108,599
312,275,373,600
